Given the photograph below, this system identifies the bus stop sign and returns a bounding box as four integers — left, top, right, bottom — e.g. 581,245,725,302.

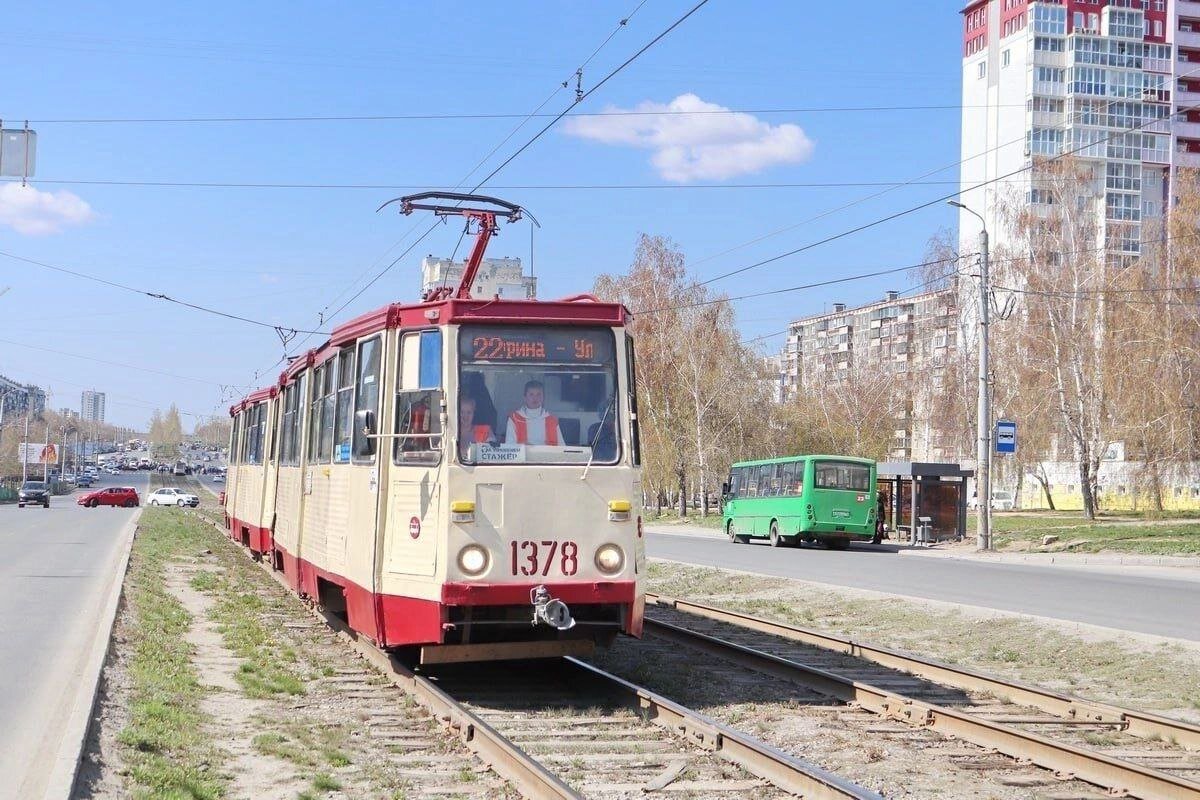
996,420,1016,454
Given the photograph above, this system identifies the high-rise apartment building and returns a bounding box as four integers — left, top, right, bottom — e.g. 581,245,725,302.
0,374,47,418
957,0,1185,259
81,390,106,423
778,288,961,460
420,255,536,300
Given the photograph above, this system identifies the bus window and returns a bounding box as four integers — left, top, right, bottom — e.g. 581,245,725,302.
728,470,740,498
814,460,872,492
745,466,760,497
780,461,797,496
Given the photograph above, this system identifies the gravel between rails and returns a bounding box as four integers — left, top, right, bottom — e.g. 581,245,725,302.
645,601,1200,778
588,619,1136,799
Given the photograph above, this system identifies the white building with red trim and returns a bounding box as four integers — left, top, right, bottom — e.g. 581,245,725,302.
957,0,1190,259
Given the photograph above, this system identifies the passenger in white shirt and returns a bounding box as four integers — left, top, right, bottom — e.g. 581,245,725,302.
505,380,565,446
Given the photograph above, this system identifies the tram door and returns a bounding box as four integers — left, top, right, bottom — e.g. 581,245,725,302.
383,329,443,579
343,335,385,586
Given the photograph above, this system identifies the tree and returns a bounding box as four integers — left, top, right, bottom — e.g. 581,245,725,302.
997,157,1113,519
594,234,778,517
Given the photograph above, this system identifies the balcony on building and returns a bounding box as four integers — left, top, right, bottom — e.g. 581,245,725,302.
1179,20,1200,50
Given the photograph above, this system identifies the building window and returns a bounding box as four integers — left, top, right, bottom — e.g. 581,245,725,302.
1155,20,1163,37
1002,49,1011,67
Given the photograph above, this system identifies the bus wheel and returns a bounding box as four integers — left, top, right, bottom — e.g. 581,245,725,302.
769,521,782,547
727,520,738,543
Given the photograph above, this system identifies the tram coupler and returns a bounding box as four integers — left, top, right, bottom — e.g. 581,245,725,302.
530,585,575,631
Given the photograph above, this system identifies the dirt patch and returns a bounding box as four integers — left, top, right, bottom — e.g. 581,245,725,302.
166,562,308,799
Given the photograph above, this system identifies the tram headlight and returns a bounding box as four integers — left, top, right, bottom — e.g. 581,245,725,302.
457,544,489,576
594,543,625,575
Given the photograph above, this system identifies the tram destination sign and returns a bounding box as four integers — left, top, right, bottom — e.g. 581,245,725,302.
460,326,614,364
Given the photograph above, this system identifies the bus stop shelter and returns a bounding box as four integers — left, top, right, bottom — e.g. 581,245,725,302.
876,461,973,543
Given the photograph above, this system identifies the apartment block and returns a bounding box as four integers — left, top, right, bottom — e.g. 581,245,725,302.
957,0,1190,261
81,390,106,423
778,288,961,460
420,255,536,300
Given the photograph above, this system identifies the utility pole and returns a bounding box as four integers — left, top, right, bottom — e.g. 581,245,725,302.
949,200,992,551
21,403,30,482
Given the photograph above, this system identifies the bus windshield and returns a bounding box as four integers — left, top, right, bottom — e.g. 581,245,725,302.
457,325,620,466
814,460,872,492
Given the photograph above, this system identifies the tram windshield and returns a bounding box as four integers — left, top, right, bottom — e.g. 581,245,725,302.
457,325,620,465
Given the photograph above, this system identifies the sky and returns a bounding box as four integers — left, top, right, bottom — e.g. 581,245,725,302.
0,1,967,429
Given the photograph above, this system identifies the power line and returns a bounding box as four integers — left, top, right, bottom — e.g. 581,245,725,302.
691,93,1200,290
246,0,671,385
23,103,1024,125
0,337,224,386
0,176,1065,191
634,258,956,315
0,249,329,336
676,66,1200,284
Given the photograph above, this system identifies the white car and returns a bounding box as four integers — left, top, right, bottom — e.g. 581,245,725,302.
148,487,200,508
212,473,225,483
969,490,1015,511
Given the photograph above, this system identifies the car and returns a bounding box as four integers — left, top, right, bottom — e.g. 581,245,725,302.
77,475,94,488
60,473,77,484
18,481,51,508
148,487,199,508
212,473,225,483
969,490,1016,511
78,487,140,508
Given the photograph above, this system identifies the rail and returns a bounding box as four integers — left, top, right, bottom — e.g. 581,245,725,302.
645,594,1200,800
190,508,882,799
645,593,1200,750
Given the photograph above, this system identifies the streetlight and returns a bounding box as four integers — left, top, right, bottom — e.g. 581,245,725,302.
948,199,993,551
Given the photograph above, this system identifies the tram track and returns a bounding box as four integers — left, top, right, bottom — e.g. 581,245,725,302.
189,508,882,799
642,593,1200,800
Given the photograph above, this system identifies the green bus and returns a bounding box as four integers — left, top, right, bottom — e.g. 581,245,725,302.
722,455,877,549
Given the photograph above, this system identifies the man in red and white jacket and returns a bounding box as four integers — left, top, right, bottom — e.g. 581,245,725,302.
505,380,565,446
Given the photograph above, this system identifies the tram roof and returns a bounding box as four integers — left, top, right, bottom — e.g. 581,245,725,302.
230,294,631,416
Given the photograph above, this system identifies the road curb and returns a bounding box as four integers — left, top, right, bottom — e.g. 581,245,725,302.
42,507,141,800
898,547,1200,570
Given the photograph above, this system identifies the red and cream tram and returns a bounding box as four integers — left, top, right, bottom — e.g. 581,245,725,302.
224,194,644,662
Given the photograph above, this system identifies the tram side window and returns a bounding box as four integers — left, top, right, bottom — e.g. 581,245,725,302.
394,330,443,465
229,414,239,466
333,346,355,463
279,381,303,467
318,358,336,462
307,365,324,462
352,336,381,462
246,404,263,465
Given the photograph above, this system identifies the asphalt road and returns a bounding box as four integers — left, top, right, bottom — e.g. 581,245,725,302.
646,530,1200,642
0,471,146,799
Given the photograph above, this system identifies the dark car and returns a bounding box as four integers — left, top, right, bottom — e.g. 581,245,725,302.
78,486,140,508
18,481,51,508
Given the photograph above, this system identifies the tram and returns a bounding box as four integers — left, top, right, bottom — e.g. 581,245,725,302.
224,193,644,663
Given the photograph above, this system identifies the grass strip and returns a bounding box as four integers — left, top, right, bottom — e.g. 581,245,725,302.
116,509,227,800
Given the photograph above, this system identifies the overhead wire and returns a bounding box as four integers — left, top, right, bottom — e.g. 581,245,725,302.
23,103,1025,125
245,0,669,385
0,249,329,335
687,77,1200,291
0,337,225,386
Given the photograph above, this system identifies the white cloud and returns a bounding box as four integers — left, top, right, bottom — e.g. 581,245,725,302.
0,183,96,235
563,93,814,182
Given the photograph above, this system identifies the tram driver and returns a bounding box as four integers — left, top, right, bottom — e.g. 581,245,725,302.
458,395,496,460
505,380,565,446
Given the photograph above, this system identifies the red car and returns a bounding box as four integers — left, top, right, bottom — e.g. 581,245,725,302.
78,487,140,508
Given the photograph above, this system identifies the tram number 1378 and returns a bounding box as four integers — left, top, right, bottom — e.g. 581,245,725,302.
510,540,579,577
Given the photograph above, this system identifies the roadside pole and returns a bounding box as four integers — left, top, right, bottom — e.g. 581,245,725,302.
948,199,993,551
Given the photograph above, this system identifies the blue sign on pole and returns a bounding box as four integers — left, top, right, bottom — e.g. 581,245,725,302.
996,420,1017,454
